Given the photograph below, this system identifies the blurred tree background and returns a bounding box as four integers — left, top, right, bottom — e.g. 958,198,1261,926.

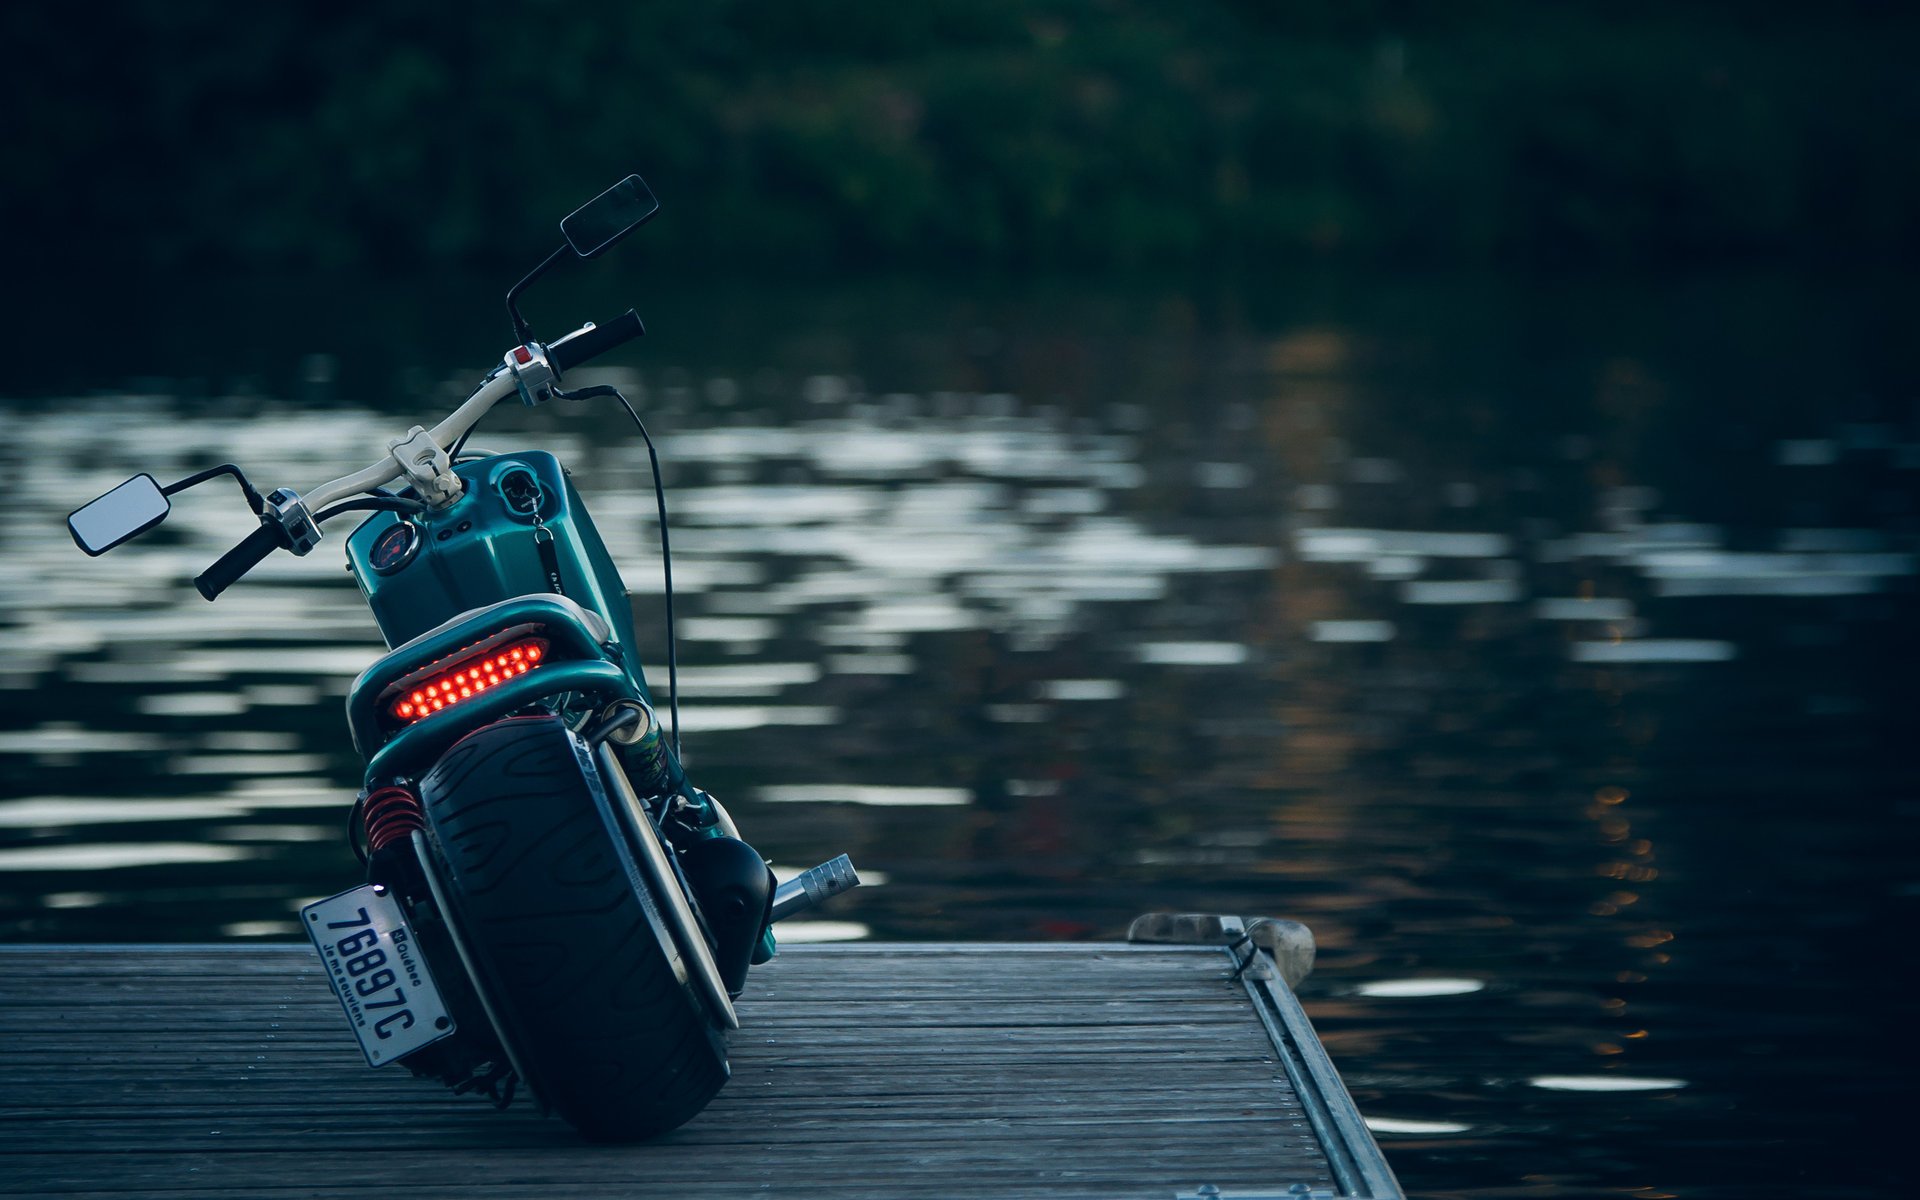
5,0,1915,277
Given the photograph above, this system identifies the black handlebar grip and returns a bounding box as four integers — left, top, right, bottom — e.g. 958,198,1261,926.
548,309,645,375
194,522,283,602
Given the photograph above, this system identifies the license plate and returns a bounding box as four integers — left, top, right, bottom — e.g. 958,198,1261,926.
302,884,454,1066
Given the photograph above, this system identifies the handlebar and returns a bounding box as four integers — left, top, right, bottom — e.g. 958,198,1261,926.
192,314,642,599
194,521,284,601
305,368,519,511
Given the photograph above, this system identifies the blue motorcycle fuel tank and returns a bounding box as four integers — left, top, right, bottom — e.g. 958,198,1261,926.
343,451,652,696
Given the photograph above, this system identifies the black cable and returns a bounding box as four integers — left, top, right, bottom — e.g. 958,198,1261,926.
551,382,682,757
313,496,431,525
448,370,504,461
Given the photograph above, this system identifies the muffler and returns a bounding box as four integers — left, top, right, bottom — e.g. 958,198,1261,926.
770,855,861,922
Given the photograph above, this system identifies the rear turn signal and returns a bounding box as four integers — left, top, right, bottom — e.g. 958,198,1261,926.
390,638,548,724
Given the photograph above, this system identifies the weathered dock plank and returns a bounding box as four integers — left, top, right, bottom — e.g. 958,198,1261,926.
0,943,1398,1200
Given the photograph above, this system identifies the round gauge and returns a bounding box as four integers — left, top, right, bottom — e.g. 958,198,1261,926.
369,521,422,575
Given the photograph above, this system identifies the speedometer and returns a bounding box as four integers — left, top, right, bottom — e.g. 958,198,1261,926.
370,521,421,575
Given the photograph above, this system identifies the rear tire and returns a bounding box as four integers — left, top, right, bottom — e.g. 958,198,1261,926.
419,714,727,1141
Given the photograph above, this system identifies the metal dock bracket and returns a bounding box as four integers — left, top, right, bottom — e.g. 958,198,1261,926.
1130,912,1404,1200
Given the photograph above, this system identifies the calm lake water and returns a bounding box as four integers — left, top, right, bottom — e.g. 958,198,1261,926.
1,270,1915,1198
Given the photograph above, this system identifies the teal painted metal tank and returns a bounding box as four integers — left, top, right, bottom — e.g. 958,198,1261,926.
342,451,654,699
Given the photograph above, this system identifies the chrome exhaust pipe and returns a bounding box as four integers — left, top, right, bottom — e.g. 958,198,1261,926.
770,854,860,922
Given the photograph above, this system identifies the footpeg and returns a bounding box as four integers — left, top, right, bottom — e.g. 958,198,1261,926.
770,855,860,922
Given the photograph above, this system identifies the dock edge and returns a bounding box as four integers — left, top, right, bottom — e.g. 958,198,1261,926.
1218,915,1404,1200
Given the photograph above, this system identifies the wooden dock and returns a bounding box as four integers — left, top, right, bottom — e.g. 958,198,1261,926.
0,937,1400,1199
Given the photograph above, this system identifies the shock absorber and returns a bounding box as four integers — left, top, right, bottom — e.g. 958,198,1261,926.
592,699,673,794
363,784,426,854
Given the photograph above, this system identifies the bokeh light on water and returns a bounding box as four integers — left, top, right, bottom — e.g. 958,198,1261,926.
1,274,1914,1197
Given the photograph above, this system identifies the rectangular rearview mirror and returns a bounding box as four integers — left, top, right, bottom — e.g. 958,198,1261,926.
560,174,659,259
69,474,171,556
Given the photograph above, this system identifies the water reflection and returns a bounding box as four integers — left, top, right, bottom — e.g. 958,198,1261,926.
0,843,255,870
774,920,874,944
1365,1117,1474,1136
758,785,971,807
1355,978,1487,998
1,273,1915,1198
673,705,838,733
0,797,252,826
1529,1076,1689,1093
1570,640,1737,664
1309,620,1396,643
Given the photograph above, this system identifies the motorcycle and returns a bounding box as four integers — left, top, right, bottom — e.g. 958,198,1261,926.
64,174,859,1141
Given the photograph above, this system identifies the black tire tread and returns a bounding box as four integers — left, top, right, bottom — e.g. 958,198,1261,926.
420,715,727,1141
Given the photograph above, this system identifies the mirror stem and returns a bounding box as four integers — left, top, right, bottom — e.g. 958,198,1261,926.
506,245,569,346
163,464,266,515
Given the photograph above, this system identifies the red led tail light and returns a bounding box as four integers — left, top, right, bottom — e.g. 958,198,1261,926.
388,637,549,724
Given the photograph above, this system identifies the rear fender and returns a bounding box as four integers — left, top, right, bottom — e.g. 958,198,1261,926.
347,593,639,783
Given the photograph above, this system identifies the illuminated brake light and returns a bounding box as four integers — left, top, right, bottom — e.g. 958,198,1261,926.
389,636,550,724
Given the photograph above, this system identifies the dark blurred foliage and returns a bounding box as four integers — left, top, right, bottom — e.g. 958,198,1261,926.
4,0,1915,276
